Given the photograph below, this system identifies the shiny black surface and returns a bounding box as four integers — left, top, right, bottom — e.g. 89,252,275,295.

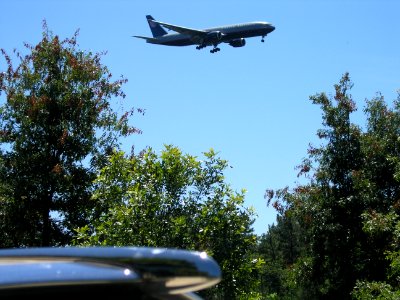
0,247,221,299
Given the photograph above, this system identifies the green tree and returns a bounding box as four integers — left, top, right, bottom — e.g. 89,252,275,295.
351,211,400,299
257,211,309,299
74,146,262,299
300,73,368,298
264,74,400,299
0,21,142,247
351,93,400,299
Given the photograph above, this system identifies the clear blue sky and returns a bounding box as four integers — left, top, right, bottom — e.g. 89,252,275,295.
1,0,399,235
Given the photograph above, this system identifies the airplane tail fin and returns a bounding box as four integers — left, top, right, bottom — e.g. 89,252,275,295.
133,15,166,43
146,15,168,37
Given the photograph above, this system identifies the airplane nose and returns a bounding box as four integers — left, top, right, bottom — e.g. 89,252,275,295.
269,25,275,32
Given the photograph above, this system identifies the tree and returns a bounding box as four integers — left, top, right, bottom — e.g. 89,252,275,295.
257,212,309,299
351,93,400,300
0,21,142,247
264,74,400,299
74,146,262,299
300,73,368,298
351,210,400,300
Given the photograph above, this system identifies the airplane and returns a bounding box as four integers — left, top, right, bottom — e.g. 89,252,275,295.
133,15,275,53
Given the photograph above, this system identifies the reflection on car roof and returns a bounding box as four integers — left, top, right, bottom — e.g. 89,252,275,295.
0,246,221,300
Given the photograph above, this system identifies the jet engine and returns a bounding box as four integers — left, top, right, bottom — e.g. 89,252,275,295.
228,38,246,47
205,31,224,44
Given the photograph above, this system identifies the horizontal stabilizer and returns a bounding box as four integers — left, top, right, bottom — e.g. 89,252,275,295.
132,35,160,43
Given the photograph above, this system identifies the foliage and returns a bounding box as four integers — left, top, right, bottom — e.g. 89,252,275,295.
0,21,142,247
352,280,399,300
351,212,400,299
257,212,311,299
260,73,400,299
74,145,261,299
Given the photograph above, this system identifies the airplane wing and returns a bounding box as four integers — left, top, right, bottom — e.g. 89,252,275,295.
151,20,208,44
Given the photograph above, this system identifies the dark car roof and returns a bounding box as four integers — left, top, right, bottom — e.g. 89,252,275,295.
0,246,221,300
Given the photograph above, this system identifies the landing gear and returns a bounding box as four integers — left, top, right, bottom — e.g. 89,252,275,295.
196,44,221,53
261,35,265,42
